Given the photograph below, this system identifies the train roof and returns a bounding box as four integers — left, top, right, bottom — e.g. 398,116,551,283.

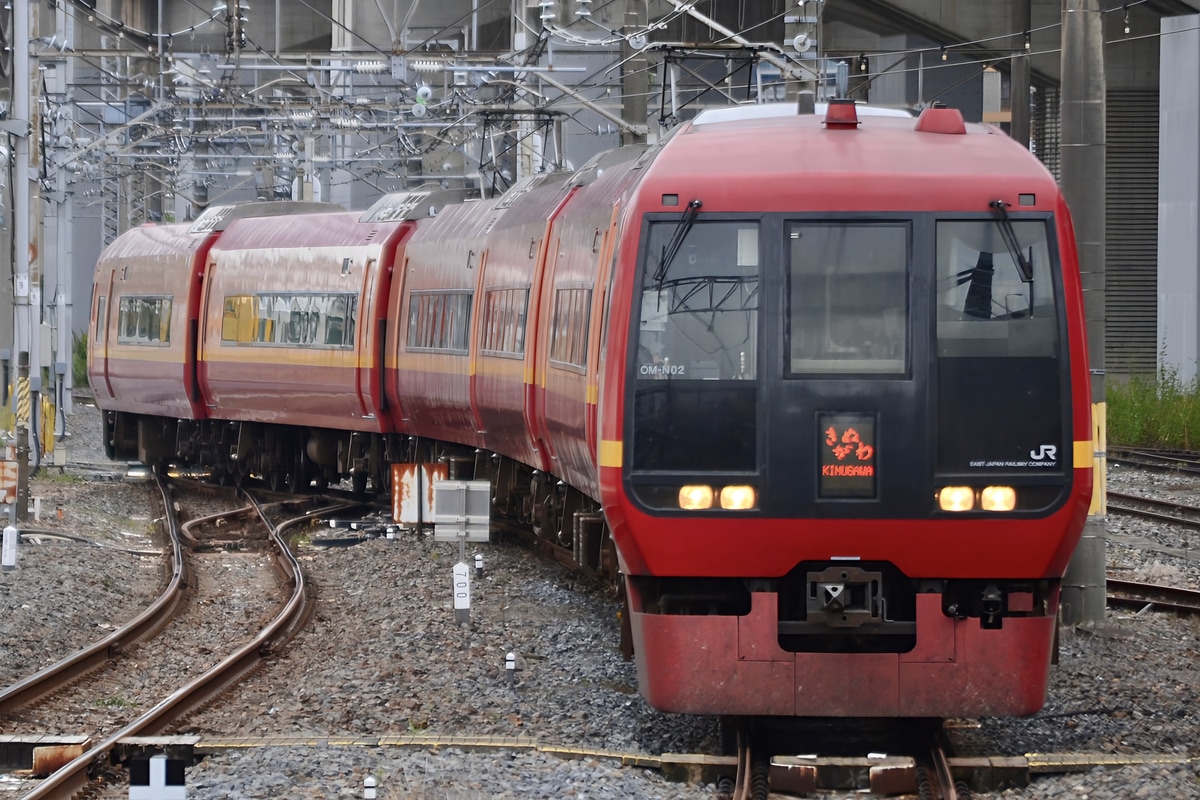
643,103,1058,213
95,221,208,261
189,200,343,233
691,101,916,125
211,209,402,250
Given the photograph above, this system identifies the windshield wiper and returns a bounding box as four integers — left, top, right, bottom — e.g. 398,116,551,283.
988,199,1033,282
653,199,702,288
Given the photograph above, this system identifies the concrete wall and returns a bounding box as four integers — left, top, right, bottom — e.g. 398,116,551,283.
1157,15,1200,383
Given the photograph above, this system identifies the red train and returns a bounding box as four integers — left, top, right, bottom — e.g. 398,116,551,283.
90,100,1093,718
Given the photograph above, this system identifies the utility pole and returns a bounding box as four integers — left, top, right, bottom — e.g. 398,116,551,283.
47,2,76,465
9,0,33,520
1059,0,1107,625
1010,0,1032,147
621,0,648,145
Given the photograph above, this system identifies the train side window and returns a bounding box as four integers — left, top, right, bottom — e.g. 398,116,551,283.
550,287,591,368
142,300,153,342
935,220,1057,358
116,296,172,345
221,295,256,344
786,222,908,376
407,291,472,353
95,296,106,345
450,293,473,352
155,298,172,343
287,300,304,344
481,288,529,356
345,297,357,345
118,297,136,341
257,297,273,343
326,296,346,346
222,298,239,342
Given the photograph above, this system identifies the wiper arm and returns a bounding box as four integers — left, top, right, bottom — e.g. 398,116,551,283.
988,199,1033,282
653,199,702,288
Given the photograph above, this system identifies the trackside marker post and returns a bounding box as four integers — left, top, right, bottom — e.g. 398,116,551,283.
453,561,470,625
2,524,17,571
364,775,377,798
129,754,186,800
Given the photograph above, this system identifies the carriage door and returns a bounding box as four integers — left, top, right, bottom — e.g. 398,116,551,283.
764,218,933,519
356,257,380,419
90,268,117,401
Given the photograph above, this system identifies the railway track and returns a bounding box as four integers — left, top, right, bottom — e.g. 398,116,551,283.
0,472,189,715
711,719,972,800
1109,447,1200,474
1107,578,1200,615
0,476,322,800
1107,489,1200,528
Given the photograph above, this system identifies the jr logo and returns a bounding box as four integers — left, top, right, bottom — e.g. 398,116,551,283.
1029,444,1058,461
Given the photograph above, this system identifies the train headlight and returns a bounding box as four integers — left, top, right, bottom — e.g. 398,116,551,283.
719,485,756,510
679,485,714,510
937,486,975,511
980,485,1017,511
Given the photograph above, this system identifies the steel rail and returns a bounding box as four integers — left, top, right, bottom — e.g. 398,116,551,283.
928,741,960,800
19,486,317,800
726,723,771,800
1107,578,1200,615
0,471,189,714
1109,448,1200,474
1107,490,1200,528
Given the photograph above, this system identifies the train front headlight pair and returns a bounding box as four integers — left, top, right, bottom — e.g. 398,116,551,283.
937,485,1017,512
678,484,757,510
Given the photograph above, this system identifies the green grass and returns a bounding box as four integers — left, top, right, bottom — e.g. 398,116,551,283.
96,696,134,708
1108,369,1200,449
73,333,88,388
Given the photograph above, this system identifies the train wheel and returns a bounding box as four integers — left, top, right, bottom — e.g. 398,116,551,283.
352,469,368,495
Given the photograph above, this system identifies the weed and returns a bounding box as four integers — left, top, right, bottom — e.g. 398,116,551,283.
72,333,89,388
96,696,133,708
1109,367,1200,449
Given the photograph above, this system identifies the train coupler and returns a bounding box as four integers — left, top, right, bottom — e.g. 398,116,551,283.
805,565,885,627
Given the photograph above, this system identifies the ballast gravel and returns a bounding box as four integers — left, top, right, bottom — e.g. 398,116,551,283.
0,401,1196,799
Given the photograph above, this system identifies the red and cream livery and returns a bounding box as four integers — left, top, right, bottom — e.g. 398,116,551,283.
91,100,1092,718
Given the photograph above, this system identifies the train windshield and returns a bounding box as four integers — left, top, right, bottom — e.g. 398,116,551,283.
935,219,1057,356
630,219,759,474
935,217,1062,475
786,223,909,375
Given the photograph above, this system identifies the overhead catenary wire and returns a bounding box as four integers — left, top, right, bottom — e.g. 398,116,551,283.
39,0,1190,221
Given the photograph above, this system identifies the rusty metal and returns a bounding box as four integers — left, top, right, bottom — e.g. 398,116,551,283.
391,462,448,526
911,727,962,800
30,743,88,777
929,740,960,800
728,724,771,800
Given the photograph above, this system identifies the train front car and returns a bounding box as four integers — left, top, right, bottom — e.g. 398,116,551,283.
599,102,1093,718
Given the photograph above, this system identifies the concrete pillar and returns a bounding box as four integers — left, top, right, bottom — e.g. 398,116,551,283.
1059,0,1107,626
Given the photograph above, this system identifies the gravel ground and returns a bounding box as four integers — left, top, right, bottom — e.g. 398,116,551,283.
1,401,1197,798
